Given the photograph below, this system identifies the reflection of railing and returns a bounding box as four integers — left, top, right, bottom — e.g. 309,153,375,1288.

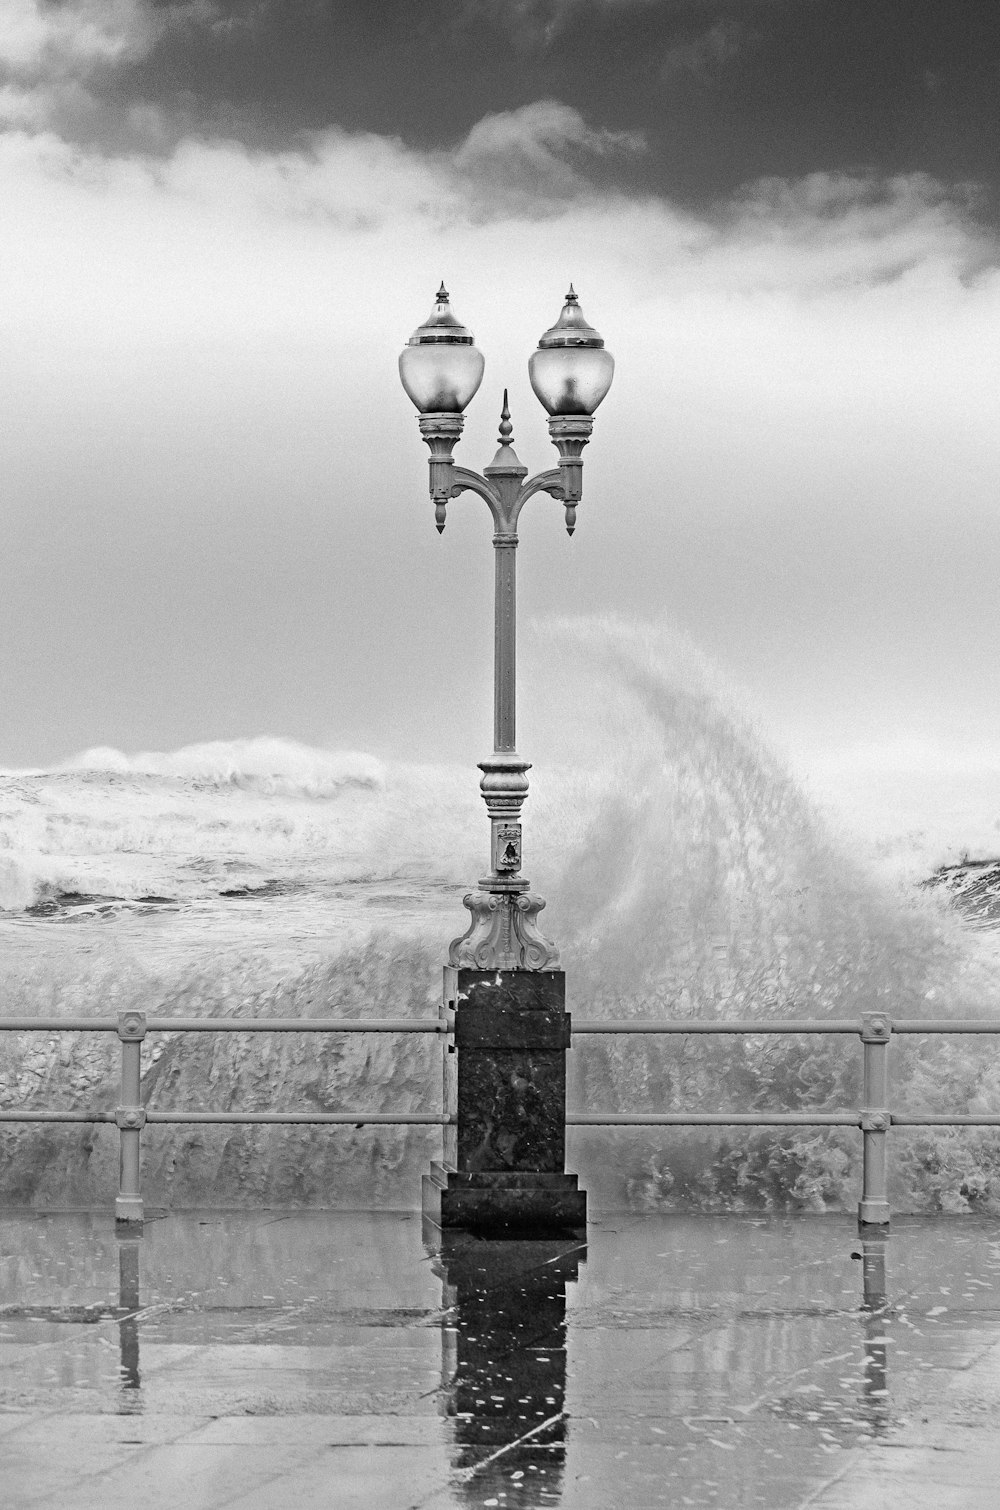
3,1009,1000,1225
9,1224,896,1456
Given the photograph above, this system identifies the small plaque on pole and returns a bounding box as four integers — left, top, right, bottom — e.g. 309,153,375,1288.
493,823,522,872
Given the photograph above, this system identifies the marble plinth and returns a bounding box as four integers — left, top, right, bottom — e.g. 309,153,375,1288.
424,966,587,1235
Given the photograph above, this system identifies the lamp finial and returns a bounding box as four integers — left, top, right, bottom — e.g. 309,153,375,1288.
498,390,514,447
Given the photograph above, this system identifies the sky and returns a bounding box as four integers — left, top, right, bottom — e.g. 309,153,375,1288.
2,0,1000,835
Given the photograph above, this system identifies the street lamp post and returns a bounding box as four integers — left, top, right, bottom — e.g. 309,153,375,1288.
400,284,614,1233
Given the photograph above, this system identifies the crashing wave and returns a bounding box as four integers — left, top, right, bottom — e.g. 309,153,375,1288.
53,737,388,797
2,617,999,1213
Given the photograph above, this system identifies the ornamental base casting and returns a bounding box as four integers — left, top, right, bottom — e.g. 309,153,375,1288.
448,889,560,971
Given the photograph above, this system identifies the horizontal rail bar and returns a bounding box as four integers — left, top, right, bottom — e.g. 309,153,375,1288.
0,1110,452,1125
3,1015,1000,1036
0,1017,450,1034
891,1115,1000,1125
145,1111,453,1125
567,1112,861,1126
0,1018,119,1033
0,1111,114,1123
145,1018,450,1034
571,1019,859,1034
4,1109,1000,1128
893,1020,1000,1034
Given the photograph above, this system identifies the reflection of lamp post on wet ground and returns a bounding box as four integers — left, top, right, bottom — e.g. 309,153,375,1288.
428,1230,584,1502
399,285,614,1233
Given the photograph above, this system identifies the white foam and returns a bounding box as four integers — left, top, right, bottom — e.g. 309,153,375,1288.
54,736,387,797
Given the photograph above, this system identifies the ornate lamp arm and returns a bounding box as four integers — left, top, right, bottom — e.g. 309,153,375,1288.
449,466,503,510
423,411,594,536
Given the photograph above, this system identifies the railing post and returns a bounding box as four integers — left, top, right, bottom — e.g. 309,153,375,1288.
115,1010,146,1227
858,1011,891,1227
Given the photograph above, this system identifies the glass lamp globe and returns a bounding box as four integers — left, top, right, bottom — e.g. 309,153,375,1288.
528,286,614,416
399,284,485,414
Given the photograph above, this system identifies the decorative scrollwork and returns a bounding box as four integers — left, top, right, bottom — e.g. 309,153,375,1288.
449,890,560,971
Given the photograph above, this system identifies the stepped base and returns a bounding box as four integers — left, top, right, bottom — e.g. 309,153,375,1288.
422,1161,586,1235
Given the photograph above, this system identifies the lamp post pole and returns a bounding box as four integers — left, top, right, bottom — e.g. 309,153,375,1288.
399,285,614,1233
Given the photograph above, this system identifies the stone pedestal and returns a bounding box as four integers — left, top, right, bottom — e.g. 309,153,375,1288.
422,966,586,1234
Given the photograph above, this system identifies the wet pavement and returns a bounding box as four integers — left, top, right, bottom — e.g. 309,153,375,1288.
2,1210,1000,1508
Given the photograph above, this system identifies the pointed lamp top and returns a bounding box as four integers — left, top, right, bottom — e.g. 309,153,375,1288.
399,283,485,414
405,283,477,347
536,285,606,350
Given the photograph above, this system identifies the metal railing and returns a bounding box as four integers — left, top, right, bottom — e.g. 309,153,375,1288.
571,1010,1000,1226
3,1007,1000,1225
0,1010,455,1223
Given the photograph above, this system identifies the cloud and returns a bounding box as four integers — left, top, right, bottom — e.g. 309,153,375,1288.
2,96,982,297
0,103,992,372
705,171,993,290
0,99,649,258
197,0,270,39
0,0,167,77
458,0,659,50
453,100,645,208
0,0,231,143
0,79,52,125
661,17,747,84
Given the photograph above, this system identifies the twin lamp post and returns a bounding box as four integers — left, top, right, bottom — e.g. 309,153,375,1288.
398,285,614,1234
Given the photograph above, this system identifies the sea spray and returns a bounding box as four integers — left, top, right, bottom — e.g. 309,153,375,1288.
3,617,1000,1212
0,941,443,1209
536,619,1000,1209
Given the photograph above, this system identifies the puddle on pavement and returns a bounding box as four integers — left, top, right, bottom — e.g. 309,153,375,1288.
2,1211,999,1507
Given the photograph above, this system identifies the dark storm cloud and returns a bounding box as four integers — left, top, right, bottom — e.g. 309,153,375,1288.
15,0,993,220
